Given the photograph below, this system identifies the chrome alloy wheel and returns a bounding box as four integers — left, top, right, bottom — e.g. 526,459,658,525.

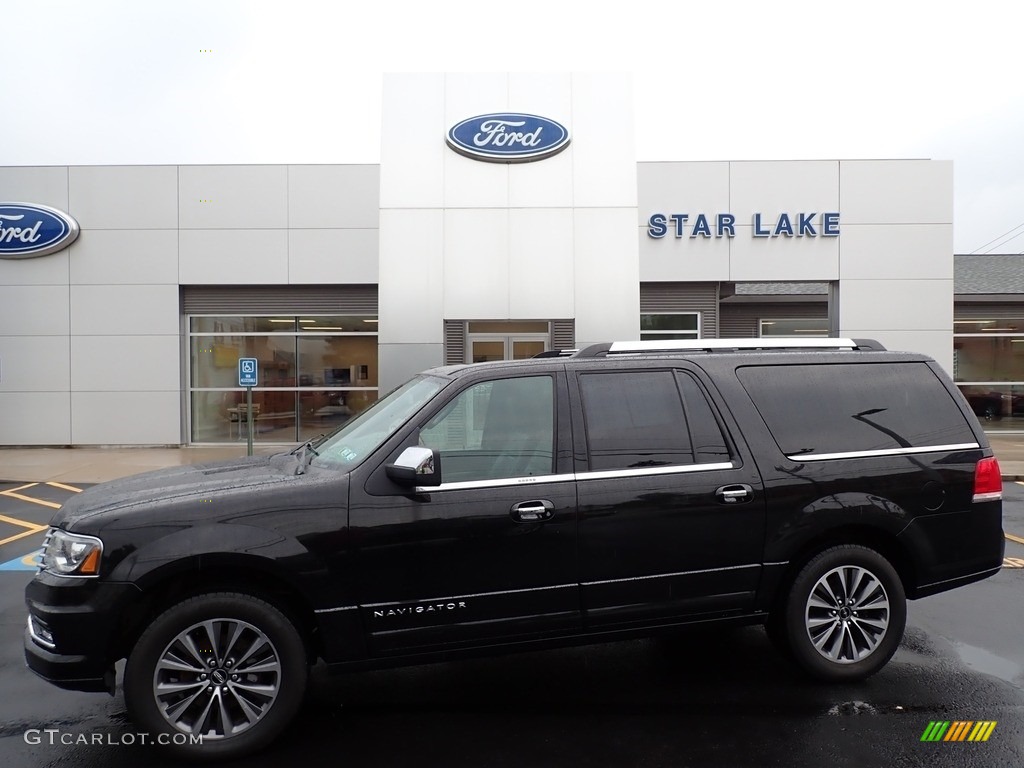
804,565,890,664
152,618,282,739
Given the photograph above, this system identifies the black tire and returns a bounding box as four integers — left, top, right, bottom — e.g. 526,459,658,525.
124,592,308,761
781,545,906,682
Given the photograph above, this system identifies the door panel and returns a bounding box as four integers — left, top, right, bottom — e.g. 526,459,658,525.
572,368,766,627
351,370,580,653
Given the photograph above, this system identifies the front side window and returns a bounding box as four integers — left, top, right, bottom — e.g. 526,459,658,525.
419,376,555,483
312,376,446,469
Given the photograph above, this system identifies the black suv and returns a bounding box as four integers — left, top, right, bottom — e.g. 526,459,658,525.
25,339,1005,760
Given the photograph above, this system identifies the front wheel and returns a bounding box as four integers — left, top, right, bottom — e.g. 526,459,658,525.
124,592,308,761
781,545,906,682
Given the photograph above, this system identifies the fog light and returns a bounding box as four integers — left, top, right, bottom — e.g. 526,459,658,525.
28,615,55,650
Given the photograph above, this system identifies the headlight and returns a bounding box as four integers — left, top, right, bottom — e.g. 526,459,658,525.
40,528,103,577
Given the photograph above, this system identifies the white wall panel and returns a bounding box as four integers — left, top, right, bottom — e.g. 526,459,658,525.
729,161,839,220
443,209,510,318
443,73,510,209
288,165,379,228
71,335,179,391
0,336,69,391
69,166,177,229
0,286,69,335
574,208,639,347
637,162,730,227
0,250,69,285
729,230,840,281
840,279,953,331
839,224,953,280
0,166,69,208
378,209,443,344
178,230,288,284
288,229,378,284
71,285,179,335
380,74,445,209
179,166,288,229
69,230,178,284
508,208,574,318
378,343,443,397
841,160,953,224
0,393,71,444
571,73,636,208
639,231,731,282
71,390,180,444
508,73,574,208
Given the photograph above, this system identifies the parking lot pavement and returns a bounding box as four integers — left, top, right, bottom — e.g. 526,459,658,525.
0,482,93,572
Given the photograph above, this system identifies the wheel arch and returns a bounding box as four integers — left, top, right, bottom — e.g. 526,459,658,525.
112,554,322,664
762,525,917,616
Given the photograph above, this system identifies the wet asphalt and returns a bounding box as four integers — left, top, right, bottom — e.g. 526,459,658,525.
0,481,1021,768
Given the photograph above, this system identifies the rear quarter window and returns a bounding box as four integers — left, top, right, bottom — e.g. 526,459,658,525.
736,362,977,457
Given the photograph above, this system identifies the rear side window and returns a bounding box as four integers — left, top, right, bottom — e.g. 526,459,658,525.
579,370,729,470
737,363,976,457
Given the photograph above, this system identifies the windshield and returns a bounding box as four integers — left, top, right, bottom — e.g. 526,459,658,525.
310,375,447,469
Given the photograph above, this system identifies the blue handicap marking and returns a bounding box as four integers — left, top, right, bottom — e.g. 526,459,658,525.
0,549,41,571
238,357,258,387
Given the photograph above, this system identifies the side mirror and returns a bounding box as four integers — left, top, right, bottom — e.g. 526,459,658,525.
385,446,442,487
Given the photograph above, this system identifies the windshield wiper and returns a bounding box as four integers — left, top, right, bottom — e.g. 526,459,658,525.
292,435,323,475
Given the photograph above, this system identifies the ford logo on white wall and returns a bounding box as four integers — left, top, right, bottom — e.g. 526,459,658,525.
0,203,80,259
447,113,570,163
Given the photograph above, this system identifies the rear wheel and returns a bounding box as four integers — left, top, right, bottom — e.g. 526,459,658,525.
781,545,906,682
124,592,308,761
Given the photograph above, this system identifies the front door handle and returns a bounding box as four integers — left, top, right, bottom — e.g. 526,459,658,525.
716,484,753,504
511,500,554,522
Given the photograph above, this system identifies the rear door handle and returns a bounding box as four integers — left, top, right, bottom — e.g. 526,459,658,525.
716,484,753,504
511,500,554,522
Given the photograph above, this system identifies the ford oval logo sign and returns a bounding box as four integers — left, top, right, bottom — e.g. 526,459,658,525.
0,203,80,259
447,113,570,163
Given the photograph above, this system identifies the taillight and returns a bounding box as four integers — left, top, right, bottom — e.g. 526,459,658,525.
973,456,1002,503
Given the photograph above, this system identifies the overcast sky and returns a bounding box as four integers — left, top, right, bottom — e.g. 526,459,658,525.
2,0,1021,254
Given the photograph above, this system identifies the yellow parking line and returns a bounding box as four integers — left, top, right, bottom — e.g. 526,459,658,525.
0,491,61,509
1,482,39,495
0,514,48,547
46,481,82,493
1006,533,1024,546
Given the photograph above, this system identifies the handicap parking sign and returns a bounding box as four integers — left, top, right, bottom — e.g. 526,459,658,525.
238,358,258,387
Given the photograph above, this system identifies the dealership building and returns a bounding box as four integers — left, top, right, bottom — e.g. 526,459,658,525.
1,73,1021,446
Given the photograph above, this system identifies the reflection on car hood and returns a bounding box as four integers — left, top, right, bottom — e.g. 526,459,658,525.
51,455,298,528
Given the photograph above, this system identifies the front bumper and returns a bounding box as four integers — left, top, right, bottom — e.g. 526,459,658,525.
24,572,141,694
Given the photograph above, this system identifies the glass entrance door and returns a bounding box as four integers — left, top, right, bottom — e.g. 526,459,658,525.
466,321,550,364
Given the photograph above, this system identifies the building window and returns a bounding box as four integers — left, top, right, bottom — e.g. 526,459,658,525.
640,313,700,340
759,318,829,337
954,318,1024,427
188,315,378,443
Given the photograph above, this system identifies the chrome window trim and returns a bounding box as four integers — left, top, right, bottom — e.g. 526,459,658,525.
582,563,760,587
416,462,735,493
785,443,980,463
418,473,576,493
577,462,734,482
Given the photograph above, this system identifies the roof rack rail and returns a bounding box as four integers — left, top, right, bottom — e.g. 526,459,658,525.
532,349,579,358
573,338,885,357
